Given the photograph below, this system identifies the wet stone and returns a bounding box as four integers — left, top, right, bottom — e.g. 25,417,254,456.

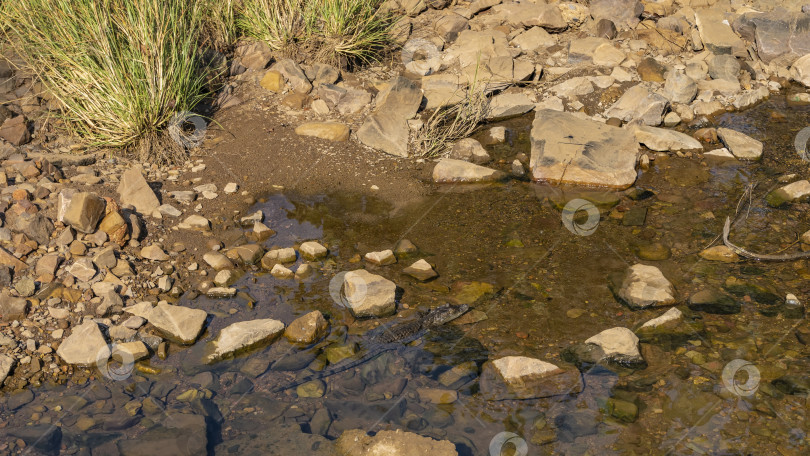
688,288,740,314
403,259,438,281
284,310,329,344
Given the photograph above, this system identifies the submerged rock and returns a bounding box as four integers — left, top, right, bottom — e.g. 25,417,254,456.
336,429,458,456
688,288,740,314
402,259,438,281
479,356,583,400
766,180,810,207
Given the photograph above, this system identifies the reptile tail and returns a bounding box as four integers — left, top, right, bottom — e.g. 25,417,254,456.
271,347,392,393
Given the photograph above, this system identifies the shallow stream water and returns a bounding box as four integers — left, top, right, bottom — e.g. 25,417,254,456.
3,94,810,455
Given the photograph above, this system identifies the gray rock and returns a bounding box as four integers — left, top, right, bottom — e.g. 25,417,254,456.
421,73,466,109
270,59,312,94
204,319,285,363
68,258,97,282
490,2,567,32
510,27,556,53
337,88,373,116
662,68,697,104
343,269,396,317
374,76,423,120
56,321,110,365
632,125,703,152
356,112,410,157
432,158,505,183
12,212,53,245
486,93,534,120
708,54,740,81
596,18,618,39
589,0,643,29
61,191,106,234
717,127,763,160
237,41,272,70
449,138,490,164
118,166,160,215
737,10,810,64
529,110,638,189
304,63,340,86
604,84,669,126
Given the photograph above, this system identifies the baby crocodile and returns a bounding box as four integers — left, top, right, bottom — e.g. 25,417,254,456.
273,303,470,393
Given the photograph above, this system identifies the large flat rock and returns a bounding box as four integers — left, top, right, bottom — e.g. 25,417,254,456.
529,110,639,189
695,9,746,57
130,302,208,344
204,319,285,363
432,158,505,183
56,321,110,365
480,356,583,400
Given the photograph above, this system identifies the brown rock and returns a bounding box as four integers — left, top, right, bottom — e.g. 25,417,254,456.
637,57,667,82
0,292,28,321
62,192,106,234
295,122,350,142
260,70,284,92
0,115,30,146
282,92,310,109
0,245,27,271
284,310,329,344
117,166,160,215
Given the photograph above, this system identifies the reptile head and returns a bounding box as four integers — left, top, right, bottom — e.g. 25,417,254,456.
423,303,470,327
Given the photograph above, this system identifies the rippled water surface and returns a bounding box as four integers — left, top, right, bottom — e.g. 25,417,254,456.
3,94,810,455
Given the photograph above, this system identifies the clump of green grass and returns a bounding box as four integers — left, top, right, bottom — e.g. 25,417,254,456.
238,0,393,67
1,0,212,155
413,87,491,158
201,0,239,52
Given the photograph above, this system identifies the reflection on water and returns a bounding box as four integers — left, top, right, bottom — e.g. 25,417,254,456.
2,95,810,455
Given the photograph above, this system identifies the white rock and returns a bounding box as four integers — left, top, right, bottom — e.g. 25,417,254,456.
432,158,505,183
300,241,328,260
585,327,641,358
704,147,735,158
224,183,239,194
639,307,683,329
142,302,207,344
0,354,15,385
364,249,397,265
204,319,285,363
178,215,211,231
491,356,562,382
343,269,396,317
56,321,110,365
617,264,676,309
270,263,294,279
632,125,703,152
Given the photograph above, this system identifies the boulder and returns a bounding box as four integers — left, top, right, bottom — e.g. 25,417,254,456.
56,321,110,365
270,59,312,93
374,76,423,120
432,158,505,183
342,269,396,317
118,166,160,215
0,116,30,146
204,319,285,363
529,110,639,188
